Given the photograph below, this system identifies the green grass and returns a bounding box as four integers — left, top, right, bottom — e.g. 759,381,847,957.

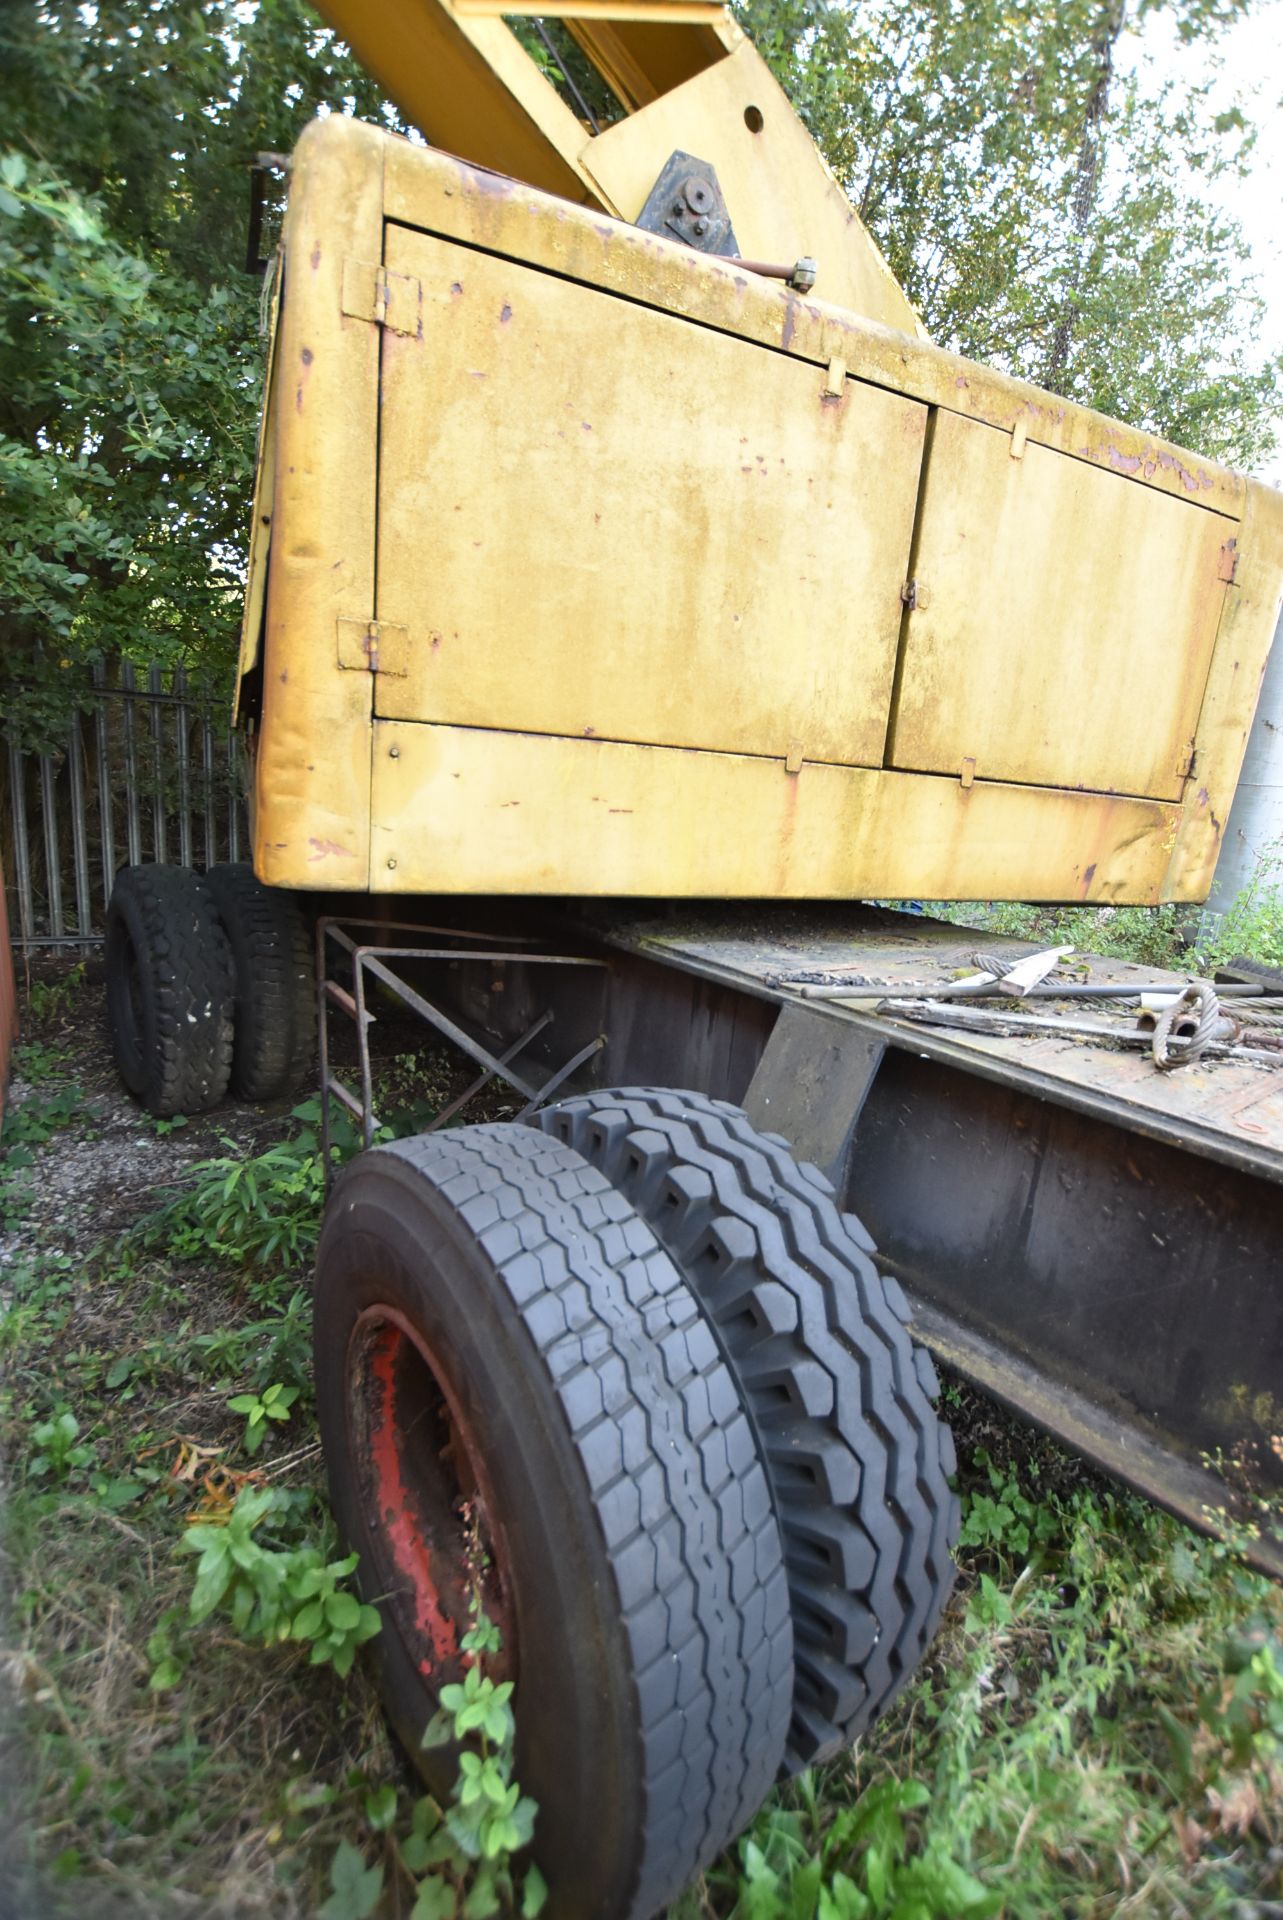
926,841,1283,977
3,935,1283,1917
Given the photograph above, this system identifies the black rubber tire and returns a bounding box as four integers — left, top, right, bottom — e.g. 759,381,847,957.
314,1123,793,1920
204,863,314,1101
105,864,235,1117
537,1089,960,1774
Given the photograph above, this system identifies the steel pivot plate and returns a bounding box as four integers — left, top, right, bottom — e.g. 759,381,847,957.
635,150,738,255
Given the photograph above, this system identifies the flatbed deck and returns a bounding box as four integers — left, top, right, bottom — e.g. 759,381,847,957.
594,904,1283,1181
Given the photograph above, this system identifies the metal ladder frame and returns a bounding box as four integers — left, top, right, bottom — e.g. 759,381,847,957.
315,915,608,1185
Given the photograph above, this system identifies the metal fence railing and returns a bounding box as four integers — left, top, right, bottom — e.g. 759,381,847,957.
3,662,250,951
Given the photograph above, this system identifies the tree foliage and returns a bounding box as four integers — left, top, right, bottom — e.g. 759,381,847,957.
737,0,1280,464
1,0,1279,731
0,1,403,738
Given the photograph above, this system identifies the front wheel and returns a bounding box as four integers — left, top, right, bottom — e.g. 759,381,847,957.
313,1122,793,1920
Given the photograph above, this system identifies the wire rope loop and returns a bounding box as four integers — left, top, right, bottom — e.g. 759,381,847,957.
969,950,1022,983
1151,981,1223,1072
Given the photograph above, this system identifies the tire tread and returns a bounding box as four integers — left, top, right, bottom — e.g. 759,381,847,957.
538,1089,960,1772
205,863,314,1100
105,864,234,1115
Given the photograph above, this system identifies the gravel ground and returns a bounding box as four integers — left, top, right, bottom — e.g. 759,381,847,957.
3,957,298,1261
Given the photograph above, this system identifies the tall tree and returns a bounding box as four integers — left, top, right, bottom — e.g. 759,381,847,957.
0,1,402,739
737,0,1280,465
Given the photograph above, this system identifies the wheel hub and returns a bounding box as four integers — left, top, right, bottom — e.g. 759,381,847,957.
349,1305,515,1689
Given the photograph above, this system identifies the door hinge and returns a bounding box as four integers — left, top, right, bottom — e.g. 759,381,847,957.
901,577,930,612
337,617,410,677
340,259,422,337
1217,537,1239,586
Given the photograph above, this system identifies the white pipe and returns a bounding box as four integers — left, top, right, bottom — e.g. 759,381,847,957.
1206,602,1283,914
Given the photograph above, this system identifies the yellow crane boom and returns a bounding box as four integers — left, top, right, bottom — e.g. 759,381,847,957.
315,0,924,330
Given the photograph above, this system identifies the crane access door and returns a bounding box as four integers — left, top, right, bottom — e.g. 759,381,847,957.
369,225,927,771
885,411,1237,802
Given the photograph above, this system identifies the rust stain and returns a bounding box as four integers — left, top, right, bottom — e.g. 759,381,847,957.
450,280,463,297
301,346,313,366
307,837,352,861
310,244,321,271
499,302,513,324
1094,442,1213,495
459,160,517,201
781,293,797,353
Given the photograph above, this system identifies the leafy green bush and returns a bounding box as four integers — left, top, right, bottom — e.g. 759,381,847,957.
28,1408,95,1480
137,1135,327,1270
173,1485,380,1680
1199,843,1283,972
227,1380,300,1456
317,1606,547,1920
725,1782,997,1920
3,1081,91,1148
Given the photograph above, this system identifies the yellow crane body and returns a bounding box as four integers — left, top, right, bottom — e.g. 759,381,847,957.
236,112,1283,903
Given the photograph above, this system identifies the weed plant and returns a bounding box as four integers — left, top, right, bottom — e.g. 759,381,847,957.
928,842,1283,977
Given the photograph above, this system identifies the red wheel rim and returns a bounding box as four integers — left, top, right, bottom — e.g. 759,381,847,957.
347,1305,515,1689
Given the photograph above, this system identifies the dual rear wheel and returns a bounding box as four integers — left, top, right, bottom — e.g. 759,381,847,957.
313,1097,959,1919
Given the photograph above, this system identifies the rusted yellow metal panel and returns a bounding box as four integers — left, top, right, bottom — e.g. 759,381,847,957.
369,721,1179,899
375,226,925,764
459,0,727,17
244,120,1282,905
313,0,594,203
380,139,1244,518
888,412,1237,801
1161,477,1283,900
251,117,384,891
